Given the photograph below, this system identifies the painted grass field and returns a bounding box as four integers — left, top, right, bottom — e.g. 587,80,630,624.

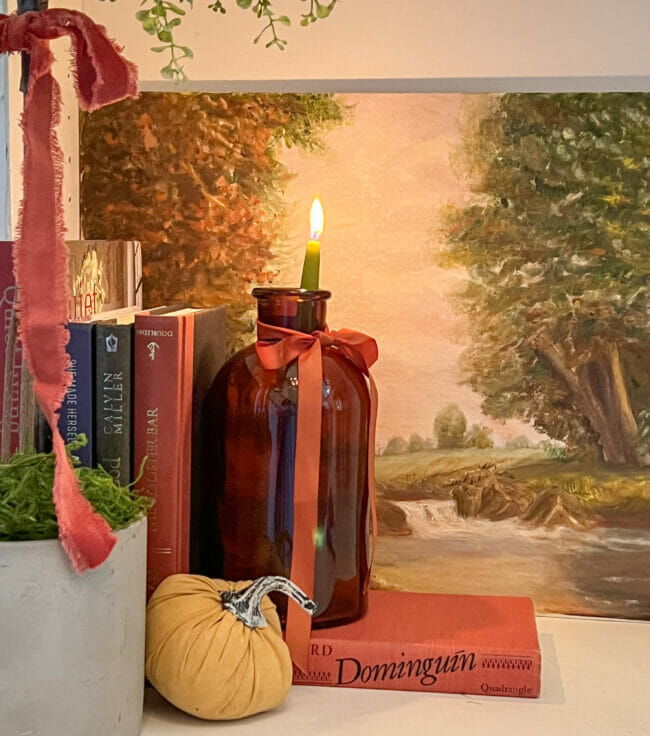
376,447,650,517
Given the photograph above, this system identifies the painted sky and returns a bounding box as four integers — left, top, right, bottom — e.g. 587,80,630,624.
276,93,544,447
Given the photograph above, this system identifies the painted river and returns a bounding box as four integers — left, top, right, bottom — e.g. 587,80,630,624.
372,499,650,620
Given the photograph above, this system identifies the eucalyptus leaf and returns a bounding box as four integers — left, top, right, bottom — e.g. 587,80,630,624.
160,64,177,79
236,0,253,7
142,17,158,33
316,2,331,19
165,1,186,14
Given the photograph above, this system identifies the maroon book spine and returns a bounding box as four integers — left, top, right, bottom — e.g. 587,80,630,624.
134,313,192,598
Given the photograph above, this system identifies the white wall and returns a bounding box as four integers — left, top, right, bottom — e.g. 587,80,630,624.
84,0,650,90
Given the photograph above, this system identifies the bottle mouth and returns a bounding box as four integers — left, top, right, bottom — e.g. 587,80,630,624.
252,287,331,301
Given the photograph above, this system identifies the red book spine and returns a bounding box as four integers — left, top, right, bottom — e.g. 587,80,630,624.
0,242,21,454
134,314,193,597
293,639,541,698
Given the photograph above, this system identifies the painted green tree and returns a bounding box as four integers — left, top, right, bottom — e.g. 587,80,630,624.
433,403,467,449
441,93,650,465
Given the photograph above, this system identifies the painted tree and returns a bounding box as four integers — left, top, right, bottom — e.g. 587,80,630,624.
407,432,426,452
433,404,467,449
80,92,344,350
383,435,408,456
464,424,494,449
441,93,650,464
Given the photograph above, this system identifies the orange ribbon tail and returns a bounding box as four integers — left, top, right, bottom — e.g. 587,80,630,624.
256,320,379,673
0,9,138,571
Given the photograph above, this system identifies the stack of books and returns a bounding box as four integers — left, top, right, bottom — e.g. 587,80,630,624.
1,239,142,457
1,240,228,598
131,306,227,595
62,305,227,596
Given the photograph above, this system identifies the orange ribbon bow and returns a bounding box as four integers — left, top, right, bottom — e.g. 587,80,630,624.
256,320,379,673
0,9,138,571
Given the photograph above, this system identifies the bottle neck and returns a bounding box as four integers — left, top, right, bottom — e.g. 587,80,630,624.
254,288,330,334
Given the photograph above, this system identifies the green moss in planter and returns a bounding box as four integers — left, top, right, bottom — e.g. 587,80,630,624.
0,436,151,541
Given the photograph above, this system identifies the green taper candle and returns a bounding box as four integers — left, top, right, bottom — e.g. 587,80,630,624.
300,196,324,290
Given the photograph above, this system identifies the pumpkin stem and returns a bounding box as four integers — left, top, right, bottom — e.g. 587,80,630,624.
221,575,317,629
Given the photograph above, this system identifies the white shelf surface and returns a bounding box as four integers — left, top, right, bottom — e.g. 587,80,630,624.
142,614,650,736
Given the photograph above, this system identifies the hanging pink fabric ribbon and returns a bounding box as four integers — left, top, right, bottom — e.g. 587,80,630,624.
0,9,138,571
256,320,379,673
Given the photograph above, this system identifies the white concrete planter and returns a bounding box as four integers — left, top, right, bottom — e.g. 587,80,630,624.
0,517,147,736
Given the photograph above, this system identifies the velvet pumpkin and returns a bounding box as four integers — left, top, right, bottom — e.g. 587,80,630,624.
145,575,315,720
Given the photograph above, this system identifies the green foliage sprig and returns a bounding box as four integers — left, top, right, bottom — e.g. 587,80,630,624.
0,437,151,541
98,0,338,81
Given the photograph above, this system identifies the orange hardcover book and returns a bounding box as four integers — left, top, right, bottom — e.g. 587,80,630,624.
292,590,541,698
133,307,226,597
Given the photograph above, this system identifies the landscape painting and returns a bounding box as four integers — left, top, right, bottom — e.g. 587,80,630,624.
80,91,650,620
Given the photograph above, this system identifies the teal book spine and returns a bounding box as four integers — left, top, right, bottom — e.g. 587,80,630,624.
94,323,133,486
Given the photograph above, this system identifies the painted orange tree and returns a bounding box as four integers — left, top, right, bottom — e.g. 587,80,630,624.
442,93,650,465
80,92,344,350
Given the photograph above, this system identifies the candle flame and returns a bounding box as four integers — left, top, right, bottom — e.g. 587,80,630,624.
310,196,324,240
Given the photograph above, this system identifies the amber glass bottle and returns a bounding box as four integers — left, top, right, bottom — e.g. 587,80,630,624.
193,288,371,627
